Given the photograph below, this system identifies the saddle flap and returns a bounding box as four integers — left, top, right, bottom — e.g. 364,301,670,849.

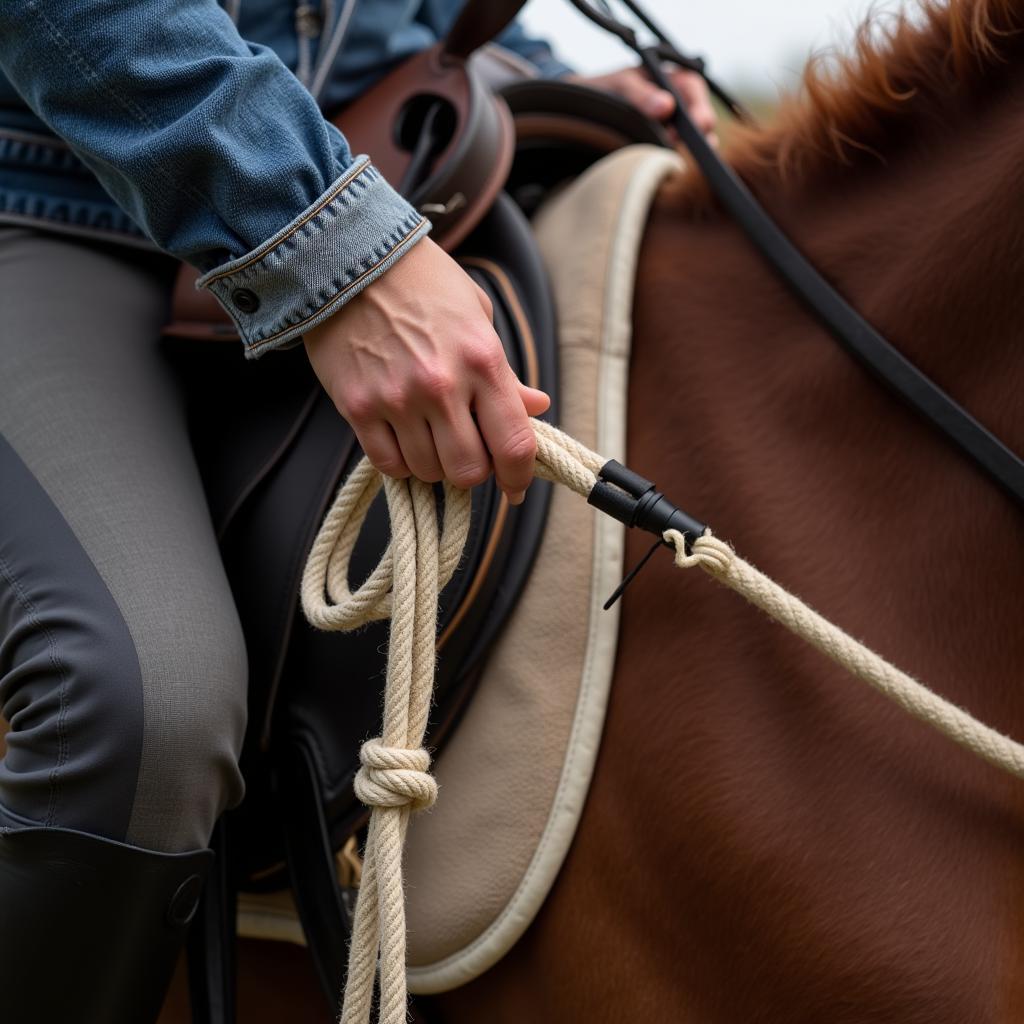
166,194,558,882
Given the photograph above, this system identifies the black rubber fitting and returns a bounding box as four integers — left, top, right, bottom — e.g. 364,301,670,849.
596,460,655,497
586,459,706,551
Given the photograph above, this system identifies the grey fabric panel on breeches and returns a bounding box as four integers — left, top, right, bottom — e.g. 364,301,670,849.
0,228,247,853
0,431,147,842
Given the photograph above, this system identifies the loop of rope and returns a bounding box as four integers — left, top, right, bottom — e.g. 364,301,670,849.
300,462,468,632
302,420,1024,1024
667,529,733,573
301,468,471,1024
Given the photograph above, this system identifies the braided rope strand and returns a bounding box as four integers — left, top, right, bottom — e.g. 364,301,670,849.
301,419,1024,1024
668,530,1024,781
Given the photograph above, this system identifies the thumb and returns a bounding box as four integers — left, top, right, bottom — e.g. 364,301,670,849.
518,383,551,418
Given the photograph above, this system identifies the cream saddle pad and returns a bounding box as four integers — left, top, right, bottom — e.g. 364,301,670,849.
237,143,685,992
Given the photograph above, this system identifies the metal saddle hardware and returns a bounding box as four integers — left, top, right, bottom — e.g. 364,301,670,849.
419,192,467,217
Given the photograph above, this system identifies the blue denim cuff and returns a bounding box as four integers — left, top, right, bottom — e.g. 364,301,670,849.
533,54,575,79
196,156,430,358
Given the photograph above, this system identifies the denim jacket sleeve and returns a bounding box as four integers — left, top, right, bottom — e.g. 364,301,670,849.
0,0,429,357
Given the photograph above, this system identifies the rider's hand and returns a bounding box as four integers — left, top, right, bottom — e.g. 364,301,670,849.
570,65,718,146
303,236,550,505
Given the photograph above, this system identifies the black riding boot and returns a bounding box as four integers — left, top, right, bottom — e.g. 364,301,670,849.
0,826,213,1024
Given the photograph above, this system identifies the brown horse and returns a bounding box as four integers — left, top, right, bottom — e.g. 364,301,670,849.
161,0,1024,1020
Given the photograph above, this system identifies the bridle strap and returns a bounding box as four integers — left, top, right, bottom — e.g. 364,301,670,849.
569,0,1024,508
573,0,750,120
441,0,529,63
644,51,1024,507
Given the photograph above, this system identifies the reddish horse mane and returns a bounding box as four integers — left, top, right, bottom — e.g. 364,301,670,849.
690,0,1024,200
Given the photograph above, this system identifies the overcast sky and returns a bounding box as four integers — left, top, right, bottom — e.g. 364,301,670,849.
520,0,886,97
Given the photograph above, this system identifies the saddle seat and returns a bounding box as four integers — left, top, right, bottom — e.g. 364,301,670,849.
165,188,559,1005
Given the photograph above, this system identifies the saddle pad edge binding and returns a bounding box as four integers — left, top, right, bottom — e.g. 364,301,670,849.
403,144,685,992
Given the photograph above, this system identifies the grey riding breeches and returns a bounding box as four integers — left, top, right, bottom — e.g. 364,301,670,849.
0,227,247,854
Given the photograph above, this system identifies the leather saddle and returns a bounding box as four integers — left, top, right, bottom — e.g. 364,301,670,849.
162,8,672,1012
166,188,560,1009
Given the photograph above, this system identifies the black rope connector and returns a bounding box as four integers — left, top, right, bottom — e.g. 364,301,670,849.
588,460,706,550
589,461,707,611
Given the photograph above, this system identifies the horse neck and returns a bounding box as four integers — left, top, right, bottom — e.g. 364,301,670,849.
626,59,1024,717
631,57,1024,517
724,69,1024,456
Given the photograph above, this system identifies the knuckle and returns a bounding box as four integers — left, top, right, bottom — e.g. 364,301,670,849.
474,285,494,319
414,364,457,401
451,461,490,489
498,425,537,467
465,337,506,378
378,382,412,418
340,390,374,424
372,454,408,478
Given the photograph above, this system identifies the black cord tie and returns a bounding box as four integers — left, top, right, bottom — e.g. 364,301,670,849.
602,537,667,610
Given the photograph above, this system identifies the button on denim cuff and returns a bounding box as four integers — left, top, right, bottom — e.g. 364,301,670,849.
196,156,430,358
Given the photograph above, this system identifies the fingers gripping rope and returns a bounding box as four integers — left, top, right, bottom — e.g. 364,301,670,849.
301,420,1024,1024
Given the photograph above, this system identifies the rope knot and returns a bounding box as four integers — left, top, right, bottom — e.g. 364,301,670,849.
354,739,438,812
665,529,734,574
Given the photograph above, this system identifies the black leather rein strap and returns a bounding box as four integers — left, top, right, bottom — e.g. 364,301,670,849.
567,0,1024,508
442,0,529,62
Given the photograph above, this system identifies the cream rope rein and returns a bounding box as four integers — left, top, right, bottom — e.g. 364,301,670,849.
301,418,1024,1024
300,460,471,1024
